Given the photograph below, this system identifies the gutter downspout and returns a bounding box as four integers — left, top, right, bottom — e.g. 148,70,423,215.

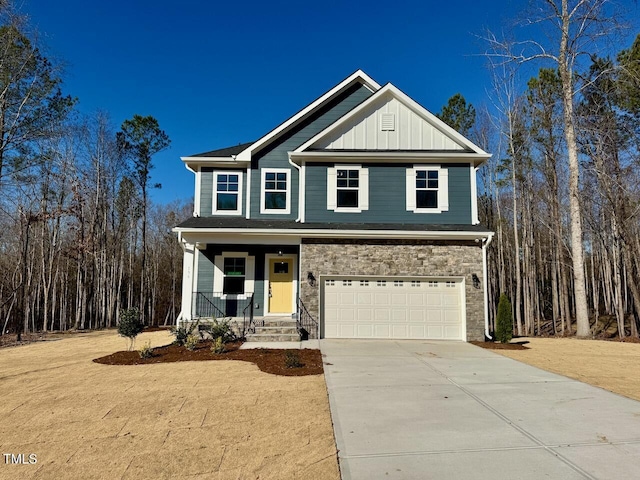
482,232,495,340
288,154,303,222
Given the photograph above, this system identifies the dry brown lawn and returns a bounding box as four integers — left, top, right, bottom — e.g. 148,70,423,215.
494,337,640,401
0,331,340,480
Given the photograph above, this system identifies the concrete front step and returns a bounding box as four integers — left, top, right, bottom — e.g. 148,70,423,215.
245,333,301,342
254,326,298,335
254,319,298,327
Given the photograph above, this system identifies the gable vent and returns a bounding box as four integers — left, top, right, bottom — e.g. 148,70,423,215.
380,113,395,131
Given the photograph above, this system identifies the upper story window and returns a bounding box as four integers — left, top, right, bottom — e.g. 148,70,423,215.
214,171,243,215
327,165,369,213
406,166,448,213
260,169,291,214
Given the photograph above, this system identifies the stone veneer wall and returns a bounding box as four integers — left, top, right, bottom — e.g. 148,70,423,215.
299,239,485,341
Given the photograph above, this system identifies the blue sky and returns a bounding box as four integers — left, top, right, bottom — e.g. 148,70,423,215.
25,0,639,205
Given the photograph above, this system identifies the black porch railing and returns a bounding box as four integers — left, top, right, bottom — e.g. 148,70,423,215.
296,296,318,340
193,292,253,319
242,293,255,337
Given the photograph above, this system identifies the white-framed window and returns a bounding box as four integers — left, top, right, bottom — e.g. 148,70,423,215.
213,252,255,298
260,168,291,214
406,165,449,213
213,171,243,215
327,165,369,212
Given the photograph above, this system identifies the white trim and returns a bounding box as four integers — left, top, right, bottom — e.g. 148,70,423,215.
406,165,449,213
295,83,490,157
245,164,251,219
178,240,196,325
174,227,493,241
471,165,479,225
181,157,249,172
264,254,298,315
327,165,369,213
235,70,381,162
289,151,491,165
260,168,291,215
194,167,201,217
212,171,243,216
214,251,255,299
483,233,494,340
300,161,306,222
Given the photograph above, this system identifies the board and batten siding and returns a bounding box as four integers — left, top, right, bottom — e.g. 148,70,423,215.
199,167,246,217
250,83,374,219
305,163,472,224
313,94,467,151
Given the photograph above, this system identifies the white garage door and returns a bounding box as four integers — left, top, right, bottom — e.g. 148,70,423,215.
323,277,464,340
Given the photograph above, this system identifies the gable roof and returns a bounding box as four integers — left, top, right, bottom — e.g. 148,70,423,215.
292,83,490,164
234,70,381,161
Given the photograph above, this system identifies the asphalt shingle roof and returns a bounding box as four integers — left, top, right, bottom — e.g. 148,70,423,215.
188,141,255,158
175,216,490,233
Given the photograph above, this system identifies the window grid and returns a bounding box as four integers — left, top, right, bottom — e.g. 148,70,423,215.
263,171,287,211
446,281,456,288
411,280,421,287
428,281,438,288
326,279,335,286
342,280,352,287
376,280,387,287
359,280,369,286
215,173,240,212
336,169,359,208
415,169,438,209
393,280,403,287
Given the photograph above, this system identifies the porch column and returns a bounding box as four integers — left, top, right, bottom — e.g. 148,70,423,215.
179,241,196,325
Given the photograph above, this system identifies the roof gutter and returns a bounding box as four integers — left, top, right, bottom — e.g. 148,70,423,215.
172,226,493,241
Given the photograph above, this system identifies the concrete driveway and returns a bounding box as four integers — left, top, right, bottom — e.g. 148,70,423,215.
321,340,640,480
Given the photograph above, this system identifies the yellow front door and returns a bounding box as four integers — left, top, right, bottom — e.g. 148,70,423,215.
269,258,293,313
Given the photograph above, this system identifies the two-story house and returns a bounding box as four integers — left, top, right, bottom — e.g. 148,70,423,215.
174,70,494,342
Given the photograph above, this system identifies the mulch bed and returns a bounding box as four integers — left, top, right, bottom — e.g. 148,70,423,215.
93,340,324,376
471,340,529,350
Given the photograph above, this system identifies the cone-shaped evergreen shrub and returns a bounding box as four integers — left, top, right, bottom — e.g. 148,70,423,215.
495,294,513,343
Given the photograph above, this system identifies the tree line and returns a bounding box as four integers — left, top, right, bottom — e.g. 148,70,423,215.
437,0,640,339
0,4,187,336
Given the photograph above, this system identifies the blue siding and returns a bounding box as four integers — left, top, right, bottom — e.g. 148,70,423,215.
194,244,299,317
305,163,472,224
200,167,246,217
250,83,374,219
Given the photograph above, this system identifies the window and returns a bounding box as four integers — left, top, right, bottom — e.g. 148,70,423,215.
337,169,359,207
214,172,242,215
213,253,254,298
406,166,448,213
223,257,245,294
327,165,369,212
359,280,369,286
261,169,290,214
416,170,438,208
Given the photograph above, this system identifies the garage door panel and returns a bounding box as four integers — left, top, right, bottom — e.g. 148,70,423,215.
323,277,463,340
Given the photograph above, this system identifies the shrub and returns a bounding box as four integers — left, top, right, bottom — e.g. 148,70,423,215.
495,294,514,344
211,337,225,354
200,318,234,342
170,319,199,346
139,341,154,359
118,308,144,351
284,351,303,369
184,334,199,351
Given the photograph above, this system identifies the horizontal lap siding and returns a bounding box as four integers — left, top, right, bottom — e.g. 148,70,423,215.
251,84,374,219
305,163,472,224
200,168,246,217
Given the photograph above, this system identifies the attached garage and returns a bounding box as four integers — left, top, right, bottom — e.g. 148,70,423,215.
322,277,465,340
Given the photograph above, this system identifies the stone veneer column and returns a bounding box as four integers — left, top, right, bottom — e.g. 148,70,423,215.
299,239,485,341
